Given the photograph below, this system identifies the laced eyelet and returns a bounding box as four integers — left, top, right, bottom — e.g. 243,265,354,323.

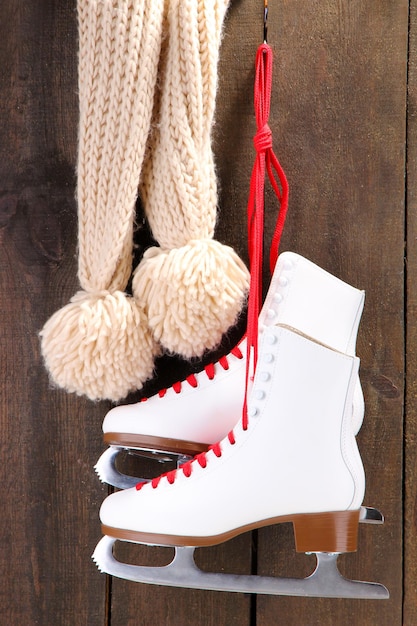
183,464,192,478
186,374,198,388
219,356,229,370
210,442,222,458
139,343,245,404
167,470,176,484
231,345,244,359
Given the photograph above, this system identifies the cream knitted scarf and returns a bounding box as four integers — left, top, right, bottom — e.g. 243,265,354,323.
40,0,249,401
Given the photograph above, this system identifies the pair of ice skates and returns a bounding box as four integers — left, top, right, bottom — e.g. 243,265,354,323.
93,251,389,599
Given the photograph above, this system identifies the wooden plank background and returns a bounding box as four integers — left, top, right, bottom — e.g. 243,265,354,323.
405,1,417,624
0,0,411,624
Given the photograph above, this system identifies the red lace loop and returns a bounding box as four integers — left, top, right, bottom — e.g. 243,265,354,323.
196,452,207,469
182,464,192,478
218,355,229,370
210,442,222,458
231,346,243,359
205,363,215,380
166,470,176,484
243,43,289,429
186,373,198,388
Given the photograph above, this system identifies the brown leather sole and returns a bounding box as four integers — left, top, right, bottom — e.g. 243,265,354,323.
102,509,360,553
103,432,208,456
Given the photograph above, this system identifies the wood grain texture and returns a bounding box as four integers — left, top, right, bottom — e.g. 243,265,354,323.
0,0,411,624
0,2,108,624
405,1,417,624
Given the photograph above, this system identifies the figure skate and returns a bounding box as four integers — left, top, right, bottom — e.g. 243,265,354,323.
93,324,388,598
95,253,379,515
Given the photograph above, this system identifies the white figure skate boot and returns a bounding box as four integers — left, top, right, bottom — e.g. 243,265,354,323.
93,325,388,599
96,253,371,499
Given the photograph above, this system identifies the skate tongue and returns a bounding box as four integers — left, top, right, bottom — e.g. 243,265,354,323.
243,42,289,427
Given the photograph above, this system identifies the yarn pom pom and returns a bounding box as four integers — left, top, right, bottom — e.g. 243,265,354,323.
40,290,159,401
132,239,249,357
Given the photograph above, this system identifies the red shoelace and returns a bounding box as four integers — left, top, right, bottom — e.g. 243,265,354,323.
137,42,289,492
138,345,244,400
243,42,289,427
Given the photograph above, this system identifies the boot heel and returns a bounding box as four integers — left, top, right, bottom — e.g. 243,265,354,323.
292,510,360,553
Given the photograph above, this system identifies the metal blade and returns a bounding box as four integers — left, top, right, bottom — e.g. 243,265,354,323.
92,536,389,600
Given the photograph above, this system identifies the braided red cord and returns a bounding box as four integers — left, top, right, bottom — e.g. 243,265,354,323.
242,42,289,429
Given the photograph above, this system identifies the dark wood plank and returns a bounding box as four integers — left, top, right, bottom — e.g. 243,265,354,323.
0,2,108,624
1,0,409,624
404,1,417,624
252,1,407,623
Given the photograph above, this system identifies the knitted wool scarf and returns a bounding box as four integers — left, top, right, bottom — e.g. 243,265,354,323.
134,0,249,357
40,0,249,401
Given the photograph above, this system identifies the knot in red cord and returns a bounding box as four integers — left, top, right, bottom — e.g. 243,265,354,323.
253,123,272,153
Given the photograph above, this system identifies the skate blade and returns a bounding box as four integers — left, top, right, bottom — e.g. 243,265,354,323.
94,447,140,489
359,506,384,524
94,446,192,490
92,536,389,600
